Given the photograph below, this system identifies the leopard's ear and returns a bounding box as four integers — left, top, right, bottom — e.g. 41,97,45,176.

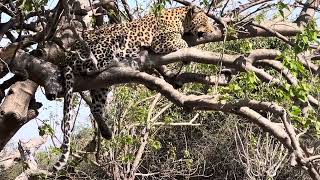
187,5,202,18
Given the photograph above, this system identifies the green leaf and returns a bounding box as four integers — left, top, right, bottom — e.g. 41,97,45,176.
150,140,162,150
38,123,55,136
121,135,134,145
284,83,291,91
240,40,253,54
290,106,301,116
200,0,209,7
277,2,289,18
122,153,134,163
302,36,308,43
50,147,62,155
20,0,34,12
255,12,265,23
227,26,238,38
230,84,241,91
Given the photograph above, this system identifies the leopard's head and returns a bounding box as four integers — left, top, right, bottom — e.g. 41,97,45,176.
184,6,216,39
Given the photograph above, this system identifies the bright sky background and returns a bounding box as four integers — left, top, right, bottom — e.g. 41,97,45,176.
0,0,319,150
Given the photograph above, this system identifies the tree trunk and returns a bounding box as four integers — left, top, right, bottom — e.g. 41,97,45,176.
0,80,38,150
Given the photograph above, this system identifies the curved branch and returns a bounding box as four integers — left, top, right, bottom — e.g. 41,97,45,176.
255,59,298,84
72,67,296,157
174,72,230,85
185,21,302,46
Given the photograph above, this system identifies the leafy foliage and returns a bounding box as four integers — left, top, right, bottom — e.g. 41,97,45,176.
276,2,290,18
151,0,172,16
19,0,48,12
38,120,55,136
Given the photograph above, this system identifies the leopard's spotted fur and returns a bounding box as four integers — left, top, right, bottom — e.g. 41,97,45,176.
53,5,215,171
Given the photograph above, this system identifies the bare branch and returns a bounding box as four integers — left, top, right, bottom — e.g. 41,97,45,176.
250,22,295,47
255,59,298,84
1,135,51,179
0,3,15,16
173,0,191,6
226,0,273,16
295,0,319,26
128,94,163,179
185,21,301,46
170,72,230,86
304,155,320,163
120,0,133,21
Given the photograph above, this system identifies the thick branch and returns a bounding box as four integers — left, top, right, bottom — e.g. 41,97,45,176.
185,21,302,46
0,80,38,150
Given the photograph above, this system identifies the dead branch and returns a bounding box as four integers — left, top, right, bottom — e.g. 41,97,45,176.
128,94,162,180
0,135,51,179
226,0,273,16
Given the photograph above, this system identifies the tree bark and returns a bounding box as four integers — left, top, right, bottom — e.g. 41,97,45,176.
0,80,38,150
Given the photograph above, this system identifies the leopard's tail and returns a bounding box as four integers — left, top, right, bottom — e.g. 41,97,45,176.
90,88,113,139
53,65,75,172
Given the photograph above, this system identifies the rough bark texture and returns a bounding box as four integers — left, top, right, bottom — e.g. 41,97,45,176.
0,80,38,149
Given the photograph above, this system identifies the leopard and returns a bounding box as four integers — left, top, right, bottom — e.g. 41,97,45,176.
53,5,216,171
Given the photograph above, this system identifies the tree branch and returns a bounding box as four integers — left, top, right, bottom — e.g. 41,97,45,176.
0,80,38,150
